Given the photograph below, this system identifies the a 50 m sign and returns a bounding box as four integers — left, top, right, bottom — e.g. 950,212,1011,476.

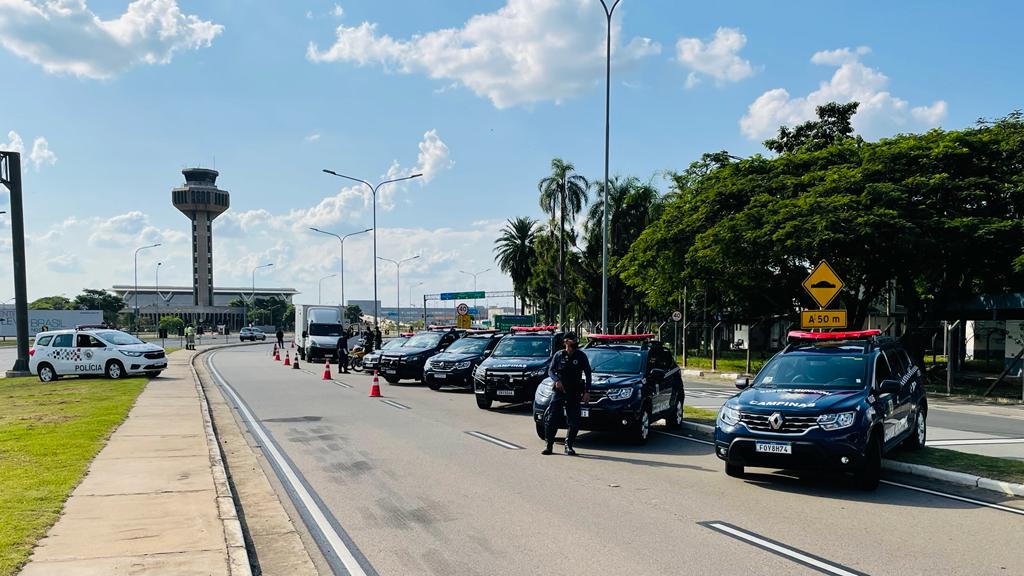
800,310,847,329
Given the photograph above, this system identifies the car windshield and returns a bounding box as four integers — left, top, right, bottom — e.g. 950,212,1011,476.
405,333,443,348
584,348,642,374
492,336,550,357
753,350,868,390
383,337,409,349
95,330,144,346
309,324,342,337
445,337,489,354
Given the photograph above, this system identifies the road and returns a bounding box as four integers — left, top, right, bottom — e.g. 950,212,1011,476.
208,344,1023,576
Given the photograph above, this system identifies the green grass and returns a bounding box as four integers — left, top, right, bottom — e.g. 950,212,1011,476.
677,350,766,374
0,376,146,576
163,346,182,355
684,405,719,426
888,446,1024,485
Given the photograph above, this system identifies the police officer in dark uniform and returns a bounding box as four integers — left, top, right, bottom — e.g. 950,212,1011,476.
337,335,349,374
543,333,592,456
374,326,383,351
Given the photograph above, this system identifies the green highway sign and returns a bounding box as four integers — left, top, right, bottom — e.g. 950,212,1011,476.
440,291,485,301
494,314,534,331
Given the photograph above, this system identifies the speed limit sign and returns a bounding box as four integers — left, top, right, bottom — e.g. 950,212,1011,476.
456,303,470,315
671,310,683,322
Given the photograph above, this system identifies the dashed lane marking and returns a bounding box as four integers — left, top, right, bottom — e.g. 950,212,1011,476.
701,521,867,576
380,399,410,410
466,431,524,450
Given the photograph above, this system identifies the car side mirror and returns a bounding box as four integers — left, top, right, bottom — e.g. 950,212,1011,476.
735,377,750,390
878,379,901,394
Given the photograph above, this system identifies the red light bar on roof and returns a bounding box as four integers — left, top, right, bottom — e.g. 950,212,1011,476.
588,333,655,341
788,329,881,341
510,325,558,332
399,332,415,337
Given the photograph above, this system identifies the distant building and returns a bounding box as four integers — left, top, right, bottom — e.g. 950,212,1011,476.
112,285,298,329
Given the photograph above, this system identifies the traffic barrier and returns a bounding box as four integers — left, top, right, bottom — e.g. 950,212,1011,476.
369,370,382,397
284,351,291,366
322,359,331,380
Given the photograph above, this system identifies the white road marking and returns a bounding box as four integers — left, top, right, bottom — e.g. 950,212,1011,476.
466,431,524,450
880,480,1024,516
703,522,865,576
207,354,370,576
655,430,715,446
380,399,410,410
927,437,1024,446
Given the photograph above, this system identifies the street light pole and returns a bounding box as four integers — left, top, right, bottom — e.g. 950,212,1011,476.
318,274,337,304
378,255,420,331
134,243,160,333
408,281,423,307
250,263,274,328
599,0,621,333
309,227,372,323
155,262,162,320
323,169,423,328
459,267,491,320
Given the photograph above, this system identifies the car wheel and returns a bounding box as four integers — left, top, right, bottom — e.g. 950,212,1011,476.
476,395,493,410
854,432,882,491
352,360,364,373
428,379,441,391
106,360,125,380
725,463,745,478
145,371,162,378
385,377,399,384
665,394,684,429
906,407,926,450
629,403,652,445
38,363,57,383
535,421,546,440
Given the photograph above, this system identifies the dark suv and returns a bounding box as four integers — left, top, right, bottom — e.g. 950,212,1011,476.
378,328,462,383
425,331,503,390
532,334,684,444
714,329,928,490
473,326,564,409
362,335,410,373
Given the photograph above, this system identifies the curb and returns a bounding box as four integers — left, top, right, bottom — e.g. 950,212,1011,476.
188,348,254,576
683,369,705,378
680,419,1024,498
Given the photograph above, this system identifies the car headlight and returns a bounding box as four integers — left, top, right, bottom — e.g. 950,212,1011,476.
120,350,144,357
536,379,553,400
455,361,472,370
817,411,857,431
605,387,633,401
530,369,547,378
719,404,741,426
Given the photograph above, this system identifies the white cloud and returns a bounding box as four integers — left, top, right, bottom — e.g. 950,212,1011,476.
304,132,321,143
675,27,755,89
306,0,661,108
29,137,57,169
305,10,313,20
740,47,948,140
0,0,223,79
87,211,186,249
331,4,344,18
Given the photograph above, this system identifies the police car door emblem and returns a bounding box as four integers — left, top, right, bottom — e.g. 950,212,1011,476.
769,412,784,430
85,350,93,360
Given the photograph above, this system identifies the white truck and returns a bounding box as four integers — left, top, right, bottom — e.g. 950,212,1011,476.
295,305,344,363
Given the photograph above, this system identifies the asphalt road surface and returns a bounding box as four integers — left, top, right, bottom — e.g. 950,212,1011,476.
210,343,1023,575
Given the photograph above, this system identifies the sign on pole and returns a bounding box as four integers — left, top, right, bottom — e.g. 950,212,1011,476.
800,310,847,329
456,314,472,329
456,303,469,315
802,260,844,309
671,310,682,322
441,291,485,301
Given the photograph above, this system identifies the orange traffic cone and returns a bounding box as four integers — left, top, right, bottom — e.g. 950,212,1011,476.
322,359,332,380
292,353,300,369
274,347,281,361
284,351,291,366
369,370,382,397
291,339,295,349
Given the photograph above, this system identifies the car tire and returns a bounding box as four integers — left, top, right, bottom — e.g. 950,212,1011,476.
906,407,927,450
428,379,441,391
725,463,745,478
38,363,57,383
629,403,652,445
854,432,882,491
476,395,493,410
385,377,399,384
106,360,125,380
145,371,162,378
535,421,546,440
352,360,364,373
665,394,684,429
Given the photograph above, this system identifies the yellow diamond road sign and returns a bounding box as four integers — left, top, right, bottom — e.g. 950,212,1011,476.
802,260,844,309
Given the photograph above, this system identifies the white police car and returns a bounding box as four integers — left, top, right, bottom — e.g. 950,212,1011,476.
30,325,168,382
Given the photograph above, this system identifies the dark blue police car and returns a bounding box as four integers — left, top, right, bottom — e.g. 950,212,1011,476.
533,334,684,444
425,331,503,390
715,329,928,490
474,326,564,409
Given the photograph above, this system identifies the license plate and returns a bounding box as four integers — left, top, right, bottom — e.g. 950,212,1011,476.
496,390,515,396
435,373,446,379
384,369,396,375
580,409,589,417
755,441,792,454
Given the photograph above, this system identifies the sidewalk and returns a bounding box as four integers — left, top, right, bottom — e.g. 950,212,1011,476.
19,350,248,576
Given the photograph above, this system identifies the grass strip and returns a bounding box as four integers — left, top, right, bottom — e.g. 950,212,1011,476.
684,405,719,426
0,376,146,576
887,446,1024,485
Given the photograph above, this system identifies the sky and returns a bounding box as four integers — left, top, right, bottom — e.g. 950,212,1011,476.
0,0,1021,309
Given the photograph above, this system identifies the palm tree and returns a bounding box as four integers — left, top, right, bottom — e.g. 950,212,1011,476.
538,158,589,328
494,217,538,315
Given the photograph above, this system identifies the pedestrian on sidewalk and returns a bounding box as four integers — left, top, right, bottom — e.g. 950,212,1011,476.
185,325,195,350
543,333,592,456
337,335,350,373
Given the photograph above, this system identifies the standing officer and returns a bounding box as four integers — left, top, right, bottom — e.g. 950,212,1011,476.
373,326,383,351
276,328,284,348
543,333,592,456
337,335,350,374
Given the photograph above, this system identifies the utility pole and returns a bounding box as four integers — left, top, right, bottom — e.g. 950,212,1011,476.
598,0,622,333
1,152,30,375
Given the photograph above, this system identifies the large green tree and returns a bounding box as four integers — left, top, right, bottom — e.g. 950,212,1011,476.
29,296,72,310
538,158,589,326
73,289,126,324
493,217,538,314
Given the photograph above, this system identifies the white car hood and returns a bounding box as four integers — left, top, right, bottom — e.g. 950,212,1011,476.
117,343,164,353
307,335,341,347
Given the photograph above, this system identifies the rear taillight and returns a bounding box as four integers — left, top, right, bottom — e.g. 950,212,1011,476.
29,348,35,356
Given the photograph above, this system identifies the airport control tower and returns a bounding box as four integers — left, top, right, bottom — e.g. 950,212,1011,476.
172,168,230,307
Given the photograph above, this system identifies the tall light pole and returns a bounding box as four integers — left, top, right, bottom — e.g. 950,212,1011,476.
249,263,274,328
309,227,372,321
459,267,491,319
599,0,621,333
322,169,423,328
155,262,162,319
318,274,337,304
408,281,423,307
134,243,161,332
378,255,420,330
